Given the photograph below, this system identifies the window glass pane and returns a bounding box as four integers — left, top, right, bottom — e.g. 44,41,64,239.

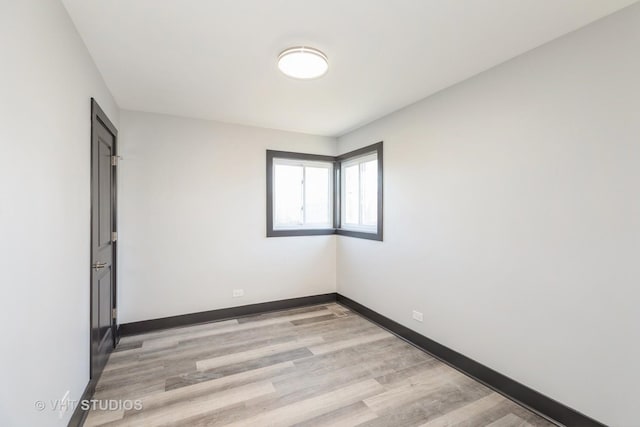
361,160,378,227
274,164,303,226
344,164,359,225
304,166,330,224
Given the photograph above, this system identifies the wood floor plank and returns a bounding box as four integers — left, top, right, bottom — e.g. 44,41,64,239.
141,361,295,410
308,331,392,355
290,313,337,326
292,401,378,427
118,319,240,345
486,413,535,427
93,377,166,402
141,332,299,366
237,304,331,323
195,336,323,371
273,343,432,402
364,364,463,414
84,409,125,427
221,378,385,427
438,397,554,427
209,347,312,373
106,381,275,426
360,380,494,427
418,392,504,426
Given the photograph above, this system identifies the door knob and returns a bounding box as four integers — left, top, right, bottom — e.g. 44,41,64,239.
92,262,107,271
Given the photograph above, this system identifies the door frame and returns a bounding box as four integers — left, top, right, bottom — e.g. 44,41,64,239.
90,97,118,380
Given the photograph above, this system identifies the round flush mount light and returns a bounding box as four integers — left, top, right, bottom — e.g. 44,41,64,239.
278,47,328,79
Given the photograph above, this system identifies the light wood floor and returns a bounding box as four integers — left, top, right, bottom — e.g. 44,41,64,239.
85,303,555,427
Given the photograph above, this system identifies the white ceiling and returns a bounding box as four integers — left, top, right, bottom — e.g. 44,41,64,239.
62,0,637,137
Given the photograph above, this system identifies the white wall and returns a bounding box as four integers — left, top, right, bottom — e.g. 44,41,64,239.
337,4,640,426
0,1,119,426
118,111,337,323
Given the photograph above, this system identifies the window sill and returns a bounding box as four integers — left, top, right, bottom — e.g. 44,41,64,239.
267,228,382,241
267,228,336,238
335,228,383,241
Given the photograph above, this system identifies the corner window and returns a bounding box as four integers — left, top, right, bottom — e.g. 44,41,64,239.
266,142,382,240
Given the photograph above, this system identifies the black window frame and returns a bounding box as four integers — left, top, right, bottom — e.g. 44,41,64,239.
335,141,383,241
266,142,383,241
266,150,337,237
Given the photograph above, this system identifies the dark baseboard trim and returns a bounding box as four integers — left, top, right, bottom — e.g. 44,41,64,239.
336,294,606,427
67,379,96,427
118,293,338,336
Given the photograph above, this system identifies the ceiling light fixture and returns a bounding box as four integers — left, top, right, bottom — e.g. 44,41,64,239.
277,47,328,79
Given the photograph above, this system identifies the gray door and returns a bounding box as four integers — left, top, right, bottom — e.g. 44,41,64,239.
90,99,117,380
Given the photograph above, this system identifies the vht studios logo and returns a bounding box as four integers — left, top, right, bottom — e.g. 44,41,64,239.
35,399,143,412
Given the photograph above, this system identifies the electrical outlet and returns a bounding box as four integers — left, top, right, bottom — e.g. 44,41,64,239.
232,289,244,297
58,390,70,419
412,310,423,322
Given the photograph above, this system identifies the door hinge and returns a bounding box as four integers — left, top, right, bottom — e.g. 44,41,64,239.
111,155,121,166
112,308,117,319
112,231,118,242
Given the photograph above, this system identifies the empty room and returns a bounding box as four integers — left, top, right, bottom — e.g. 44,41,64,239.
2,0,639,426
